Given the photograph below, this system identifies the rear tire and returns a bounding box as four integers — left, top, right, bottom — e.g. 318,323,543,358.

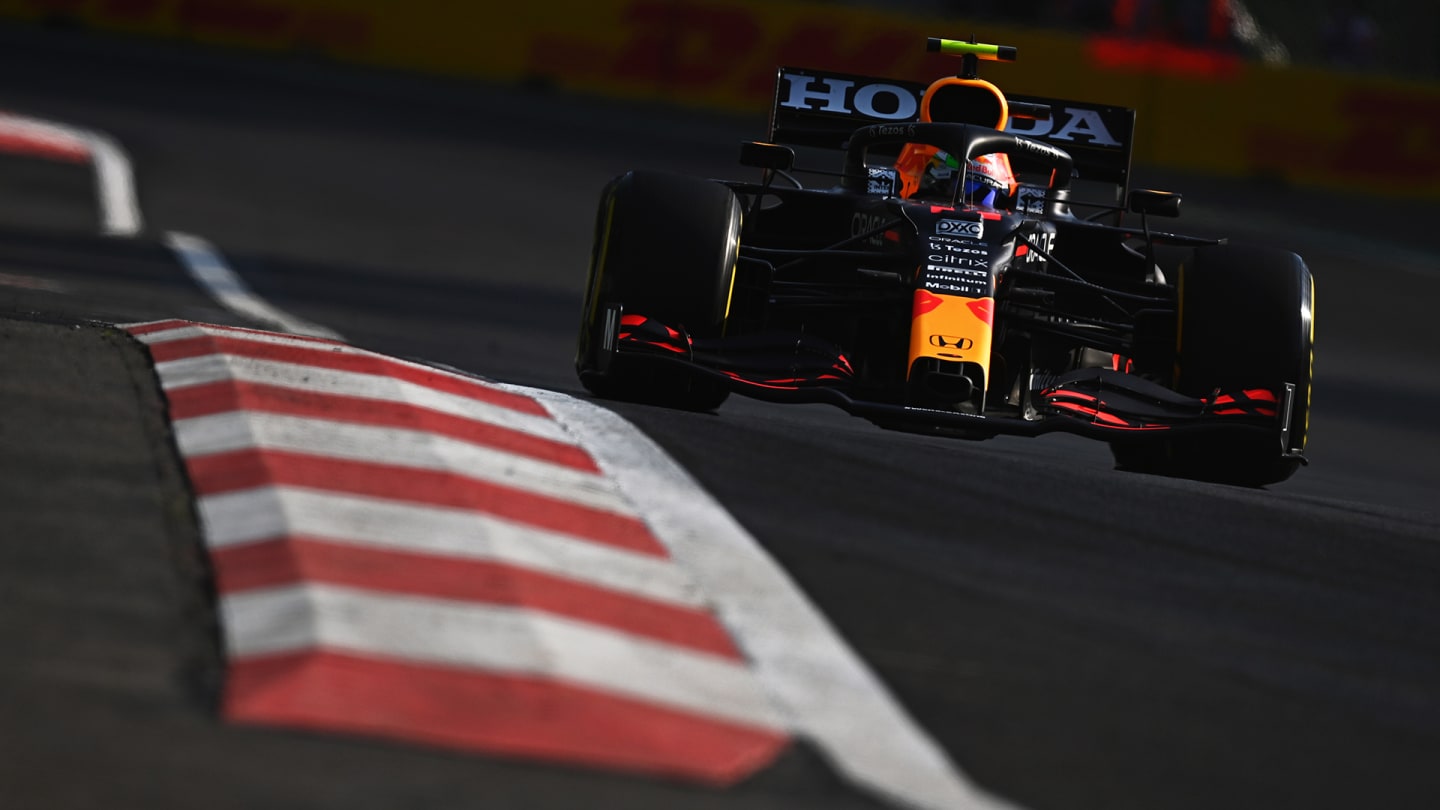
1111,244,1314,486
576,170,741,411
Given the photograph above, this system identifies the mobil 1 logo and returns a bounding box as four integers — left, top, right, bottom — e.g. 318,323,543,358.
921,263,990,298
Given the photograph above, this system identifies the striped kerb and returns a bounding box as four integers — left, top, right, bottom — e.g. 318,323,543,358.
0,111,91,162
125,319,789,784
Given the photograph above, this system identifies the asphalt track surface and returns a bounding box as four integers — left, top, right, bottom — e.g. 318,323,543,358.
2,23,1439,810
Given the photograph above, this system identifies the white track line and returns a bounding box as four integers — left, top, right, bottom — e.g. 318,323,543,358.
0,111,142,236
165,231,345,340
529,388,1016,810
2,116,342,336
83,130,143,236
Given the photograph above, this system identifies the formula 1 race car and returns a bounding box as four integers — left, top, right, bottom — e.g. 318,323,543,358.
576,38,1314,486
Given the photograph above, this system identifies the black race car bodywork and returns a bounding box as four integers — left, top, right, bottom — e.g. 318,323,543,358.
577,39,1314,486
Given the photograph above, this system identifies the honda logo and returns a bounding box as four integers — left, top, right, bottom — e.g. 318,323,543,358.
778,74,920,121
1007,106,1122,147
929,335,974,350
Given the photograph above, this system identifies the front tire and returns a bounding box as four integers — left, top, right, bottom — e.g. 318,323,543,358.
576,170,741,411
1112,244,1314,486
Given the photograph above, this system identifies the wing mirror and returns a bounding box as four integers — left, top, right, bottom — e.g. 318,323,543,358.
739,141,795,171
1128,189,1182,218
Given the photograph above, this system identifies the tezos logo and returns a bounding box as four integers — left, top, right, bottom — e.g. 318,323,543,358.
929,239,986,256
873,124,916,138
936,219,983,238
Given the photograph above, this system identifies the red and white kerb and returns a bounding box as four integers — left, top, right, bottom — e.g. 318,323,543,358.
124,319,787,784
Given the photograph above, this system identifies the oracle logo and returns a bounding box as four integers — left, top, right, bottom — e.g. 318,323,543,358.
851,212,889,236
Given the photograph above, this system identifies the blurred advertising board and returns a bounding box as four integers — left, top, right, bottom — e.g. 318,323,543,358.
3,0,1436,196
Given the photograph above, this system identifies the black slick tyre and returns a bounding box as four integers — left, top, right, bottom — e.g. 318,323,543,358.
1111,244,1314,486
576,170,741,411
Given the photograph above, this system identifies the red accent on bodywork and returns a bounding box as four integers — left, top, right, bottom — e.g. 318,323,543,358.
1049,400,1164,430
913,290,945,316
620,314,647,326
1209,388,1279,411
929,206,1000,219
1048,390,1098,404
629,340,689,354
966,298,993,324
1052,401,1129,426
1015,244,1029,257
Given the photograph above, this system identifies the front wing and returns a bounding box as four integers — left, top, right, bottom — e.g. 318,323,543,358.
600,312,1301,449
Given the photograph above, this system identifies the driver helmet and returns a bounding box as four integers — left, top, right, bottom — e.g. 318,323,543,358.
961,152,1015,208
906,147,1016,208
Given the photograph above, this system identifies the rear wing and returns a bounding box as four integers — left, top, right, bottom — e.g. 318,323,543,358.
769,66,1136,198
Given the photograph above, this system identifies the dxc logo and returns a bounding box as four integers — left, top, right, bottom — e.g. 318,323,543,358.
936,219,984,238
